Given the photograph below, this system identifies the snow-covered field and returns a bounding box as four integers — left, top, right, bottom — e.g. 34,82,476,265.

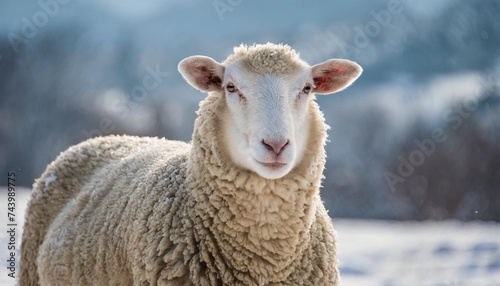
335,220,500,286
1,188,499,286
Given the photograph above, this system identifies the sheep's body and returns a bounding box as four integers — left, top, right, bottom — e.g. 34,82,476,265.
23,136,192,285
21,43,362,285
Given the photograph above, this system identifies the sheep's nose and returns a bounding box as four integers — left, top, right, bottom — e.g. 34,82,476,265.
262,139,289,155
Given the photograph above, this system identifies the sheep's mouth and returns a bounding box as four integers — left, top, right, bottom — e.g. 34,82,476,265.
260,162,287,169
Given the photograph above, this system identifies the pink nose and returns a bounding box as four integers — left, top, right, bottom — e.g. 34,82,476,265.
262,139,289,155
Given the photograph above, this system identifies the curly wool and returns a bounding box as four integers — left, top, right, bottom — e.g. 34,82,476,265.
20,90,338,285
186,94,338,285
223,43,307,75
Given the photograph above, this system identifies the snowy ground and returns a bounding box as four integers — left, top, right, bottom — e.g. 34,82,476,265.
1,187,499,286
335,220,500,286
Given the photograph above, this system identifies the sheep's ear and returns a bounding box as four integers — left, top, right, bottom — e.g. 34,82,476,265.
311,59,362,94
178,56,224,92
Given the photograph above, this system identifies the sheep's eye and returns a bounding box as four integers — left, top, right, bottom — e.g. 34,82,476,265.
226,83,236,93
302,85,312,94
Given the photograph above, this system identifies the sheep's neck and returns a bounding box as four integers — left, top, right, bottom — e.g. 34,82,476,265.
233,173,317,248
187,94,327,283
188,160,321,283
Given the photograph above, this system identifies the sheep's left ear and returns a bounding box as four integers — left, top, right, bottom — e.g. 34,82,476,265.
311,59,362,94
178,56,225,92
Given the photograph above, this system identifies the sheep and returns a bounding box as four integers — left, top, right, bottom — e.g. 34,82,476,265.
20,43,362,286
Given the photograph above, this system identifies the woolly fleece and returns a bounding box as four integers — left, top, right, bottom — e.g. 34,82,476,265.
20,45,339,286
223,44,307,75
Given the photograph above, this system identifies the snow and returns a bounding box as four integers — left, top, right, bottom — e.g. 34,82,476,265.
335,220,500,286
1,188,499,285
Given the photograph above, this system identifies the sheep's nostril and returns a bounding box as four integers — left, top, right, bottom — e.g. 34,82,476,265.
262,139,289,155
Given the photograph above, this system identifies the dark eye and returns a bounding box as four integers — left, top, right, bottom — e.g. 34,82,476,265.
303,85,312,94
226,83,236,93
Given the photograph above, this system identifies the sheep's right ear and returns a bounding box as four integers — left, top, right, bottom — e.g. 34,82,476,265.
178,56,224,92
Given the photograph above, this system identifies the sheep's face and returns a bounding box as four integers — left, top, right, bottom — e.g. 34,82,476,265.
218,62,313,179
179,44,362,179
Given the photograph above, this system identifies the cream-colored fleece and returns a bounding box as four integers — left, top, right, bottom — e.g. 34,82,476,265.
20,71,338,286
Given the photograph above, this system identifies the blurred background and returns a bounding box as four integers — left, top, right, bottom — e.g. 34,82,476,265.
0,0,499,221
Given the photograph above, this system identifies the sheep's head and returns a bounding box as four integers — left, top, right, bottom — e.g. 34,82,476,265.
179,43,362,180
